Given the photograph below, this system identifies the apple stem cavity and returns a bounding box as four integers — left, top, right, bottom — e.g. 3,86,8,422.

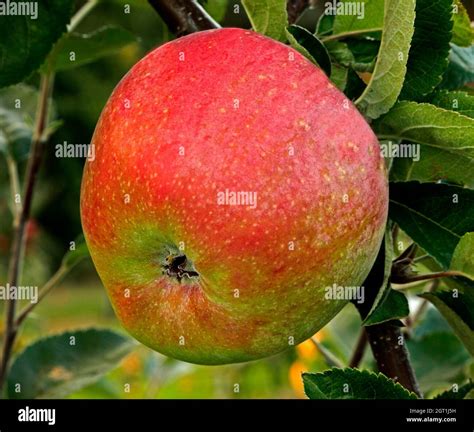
161,252,200,283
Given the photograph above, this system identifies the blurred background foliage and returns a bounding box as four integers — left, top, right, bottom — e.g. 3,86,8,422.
0,0,473,399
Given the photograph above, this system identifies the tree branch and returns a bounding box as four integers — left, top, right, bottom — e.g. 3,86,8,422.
0,72,54,393
348,327,368,368
148,0,220,36
364,322,422,397
15,265,70,328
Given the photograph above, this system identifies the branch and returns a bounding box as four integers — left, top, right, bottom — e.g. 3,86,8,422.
348,328,368,368
310,337,344,368
287,0,310,24
0,72,54,393
148,0,220,36
15,265,70,328
364,322,422,397
393,270,470,285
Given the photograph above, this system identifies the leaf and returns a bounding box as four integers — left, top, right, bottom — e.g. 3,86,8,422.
303,368,417,399
48,26,138,72
399,0,453,101
364,289,409,326
315,12,334,36
286,25,331,76
331,0,384,35
421,291,474,357
344,68,366,100
0,84,58,162
452,0,474,47
373,101,474,187
439,44,474,90
202,0,228,22
61,234,90,269
346,39,380,72
429,90,474,119
0,85,36,160
330,64,348,90
407,330,471,392
0,0,75,88
7,329,136,399
412,307,453,339
389,182,474,268
450,233,474,278
356,229,395,324
242,0,288,42
355,0,416,119
434,381,474,399
325,39,379,73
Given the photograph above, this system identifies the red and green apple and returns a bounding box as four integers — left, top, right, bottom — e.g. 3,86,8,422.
80,28,388,365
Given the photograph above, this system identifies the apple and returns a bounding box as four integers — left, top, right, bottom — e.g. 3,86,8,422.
80,28,388,365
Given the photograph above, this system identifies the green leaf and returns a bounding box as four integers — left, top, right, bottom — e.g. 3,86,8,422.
357,229,395,325
373,101,474,186
48,26,138,72
0,0,75,88
407,330,471,391
389,182,474,268
7,328,136,399
242,0,288,42
364,289,409,326
61,234,90,269
439,44,474,90
451,233,474,278
412,307,452,339
399,0,453,101
355,0,416,119
344,68,366,100
202,0,228,22
325,39,379,73
0,84,59,161
429,90,474,119
434,381,474,399
286,25,331,76
303,368,417,399
331,0,384,34
452,0,474,47
346,39,379,72
0,85,36,160
315,12,334,36
421,291,474,357
330,64,348,90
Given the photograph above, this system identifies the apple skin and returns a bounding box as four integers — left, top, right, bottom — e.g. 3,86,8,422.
80,28,388,365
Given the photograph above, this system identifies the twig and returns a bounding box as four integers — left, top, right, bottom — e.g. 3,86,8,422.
0,72,54,393
405,280,439,329
148,0,220,36
348,328,368,368
15,265,70,327
287,0,310,24
68,0,98,32
397,270,469,284
310,337,344,369
321,27,383,42
5,154,21,220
